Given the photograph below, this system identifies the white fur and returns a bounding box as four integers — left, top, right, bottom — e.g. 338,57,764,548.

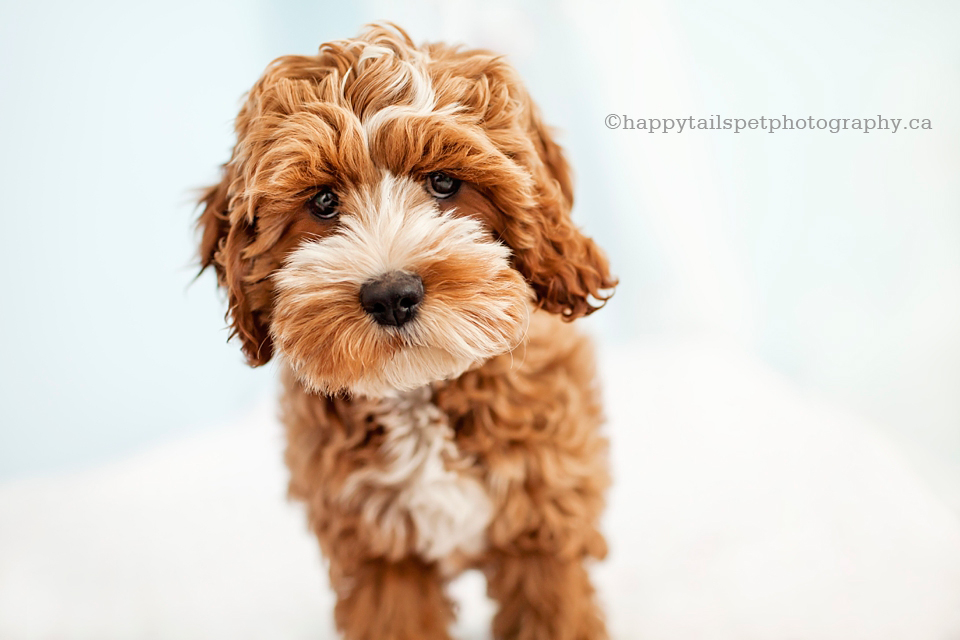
356,44,393,64
357,43,436,138
339,387,493,561
349,39,462,141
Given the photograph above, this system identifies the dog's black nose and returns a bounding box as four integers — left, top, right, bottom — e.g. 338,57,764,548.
359,272,424,327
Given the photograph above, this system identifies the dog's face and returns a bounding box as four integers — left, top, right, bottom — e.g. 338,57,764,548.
198,25,615,397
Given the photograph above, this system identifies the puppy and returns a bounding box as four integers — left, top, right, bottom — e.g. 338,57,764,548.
197,24,617,640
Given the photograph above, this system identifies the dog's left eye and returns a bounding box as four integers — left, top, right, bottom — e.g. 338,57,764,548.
308,187,339,219
425,172,461,199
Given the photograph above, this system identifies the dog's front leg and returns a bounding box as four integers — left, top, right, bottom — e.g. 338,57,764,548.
484,550,607,640
329,555,454,640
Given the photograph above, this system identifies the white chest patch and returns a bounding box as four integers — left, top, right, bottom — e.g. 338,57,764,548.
339,387,492,561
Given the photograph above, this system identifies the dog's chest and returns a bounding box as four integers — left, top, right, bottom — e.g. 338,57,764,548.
340,387,492,561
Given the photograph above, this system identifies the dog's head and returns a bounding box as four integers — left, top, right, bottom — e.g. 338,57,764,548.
198,24,616,397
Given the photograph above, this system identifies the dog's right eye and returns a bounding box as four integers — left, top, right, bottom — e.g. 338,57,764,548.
308,187,339,219
425,172,461,199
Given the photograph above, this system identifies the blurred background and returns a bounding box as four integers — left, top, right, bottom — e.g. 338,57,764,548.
2,0,960,637
2,0,957,506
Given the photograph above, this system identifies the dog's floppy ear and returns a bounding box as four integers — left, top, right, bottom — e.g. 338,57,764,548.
506,104,617,320
197,167,274,366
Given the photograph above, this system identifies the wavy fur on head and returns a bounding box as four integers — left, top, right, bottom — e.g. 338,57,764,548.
197,23,615,640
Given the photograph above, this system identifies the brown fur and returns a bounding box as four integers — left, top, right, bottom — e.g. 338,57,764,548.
197,23,616,640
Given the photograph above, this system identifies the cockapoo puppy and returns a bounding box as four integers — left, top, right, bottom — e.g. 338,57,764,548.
197,24,617,640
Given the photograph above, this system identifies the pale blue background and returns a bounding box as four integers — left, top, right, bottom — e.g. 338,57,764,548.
1,0,958,504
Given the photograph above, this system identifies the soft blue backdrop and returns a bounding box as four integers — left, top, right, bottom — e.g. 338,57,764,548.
1,0,958,503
